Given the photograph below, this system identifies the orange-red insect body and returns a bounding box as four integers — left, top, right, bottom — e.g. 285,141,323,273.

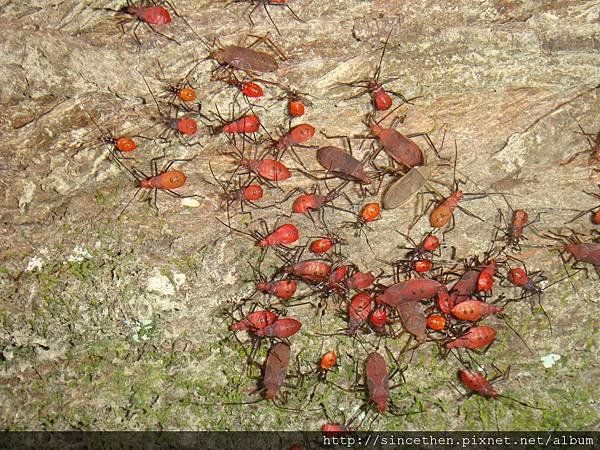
511,209,529,242
450,270,479,305
327,265,349,290
422,234,440,252
310,238,334,254
426,314,446,331
242,184,263,201
361,203,381,222
445,326,497,349
223,115,260,133
508,268,534,290
317,146,372,184
242,159,291,181
242,81,263,97
320,351,337,371
169,117,197,135
256,280,297,300
291,194,325,214
430,191,463,228
369,81,392,111
348,293,372,334
284,260,331,283
289,99,305,116
178,88,196,102
370,308,387,332
414,259,432,273
230,310,278,331
127,6,171,24
371,124,424,168
212,46,278,73
563,242,600,265
260,224,299,247
378,279,446,306
140,170,186,189
263,342,290,399
459,370,497,398
477,260,497,292
450,300,503,321
437,290,454,314
345,271,375,290
115,137,137,153
508,267,527,286
255,317,302,338
276,124,315,150
366,352,389,413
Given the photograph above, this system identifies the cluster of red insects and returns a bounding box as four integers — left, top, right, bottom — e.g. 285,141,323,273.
88,1,600,434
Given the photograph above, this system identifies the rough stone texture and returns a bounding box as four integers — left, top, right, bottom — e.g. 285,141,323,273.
1,0,599,431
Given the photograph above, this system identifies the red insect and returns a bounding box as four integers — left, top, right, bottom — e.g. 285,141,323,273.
255,317,302,338
241,158,291,181
366,352,389,413
370,123,425,169
510,209,529,243
436,290,454,314
113,156,197,216
263,342,290,399
377,279,447,306
347,293,372,334
346,203,382,242
289,98,305,116
256,279,297,300
450,300,503,322
222,115,261,134
127,6,171,24
259,223,299,247
414,259,432,273
449,269,480,305
316,146,372,185
430,191,463,228
283,259,331,283
310,238,334,254
344,270,375,290
396,232,441,263
477,259,497,292
204,34,286,77
326,265,349,291
111,4,178,46
79,109,139,158
320,350,337,372
426,314,446,331
458,367,546,409
361,203,381,223
156,63,200,109
370,308,388,333
230,309,278,331
207,165,266,219
445,326,497,349
220,75,265,98
458,370,497,398
563,241,600,266
288,183,348,222
275,124,316,151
